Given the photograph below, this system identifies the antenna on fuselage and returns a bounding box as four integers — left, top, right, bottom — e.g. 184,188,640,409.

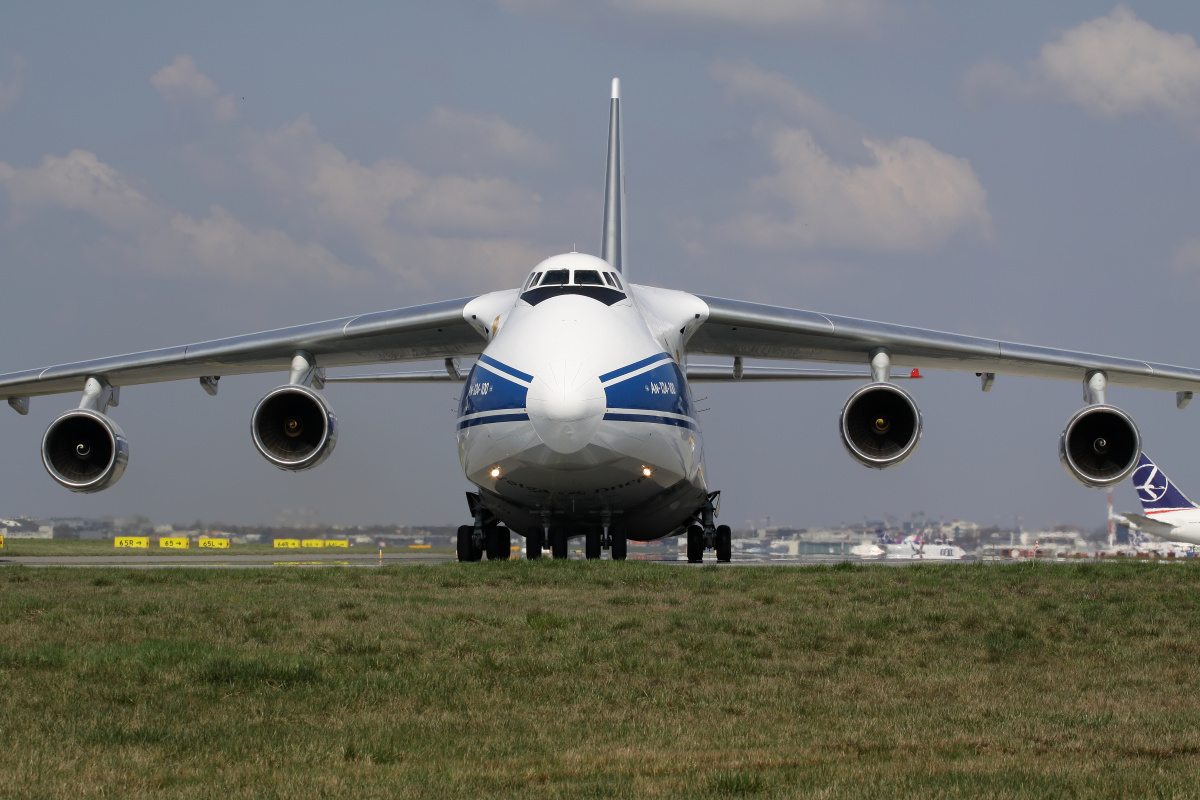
600,77,626,276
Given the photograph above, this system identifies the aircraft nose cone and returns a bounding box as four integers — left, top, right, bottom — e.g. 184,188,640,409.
526,360,606,454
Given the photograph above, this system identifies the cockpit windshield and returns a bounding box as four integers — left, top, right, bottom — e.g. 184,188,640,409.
520,263,626,306
573,270,604,285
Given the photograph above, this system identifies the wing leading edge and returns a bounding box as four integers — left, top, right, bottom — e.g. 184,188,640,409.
0,297,485,402
689,295,1200,393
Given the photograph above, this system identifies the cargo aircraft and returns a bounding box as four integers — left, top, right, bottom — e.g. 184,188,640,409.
5,79,1200,563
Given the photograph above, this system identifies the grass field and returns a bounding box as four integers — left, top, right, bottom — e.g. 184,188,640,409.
2,561,1199,798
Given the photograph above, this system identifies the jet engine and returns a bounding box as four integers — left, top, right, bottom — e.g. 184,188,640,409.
42,409,129,492
251,385,338,471
1058,404,1140,489
839,382,923,469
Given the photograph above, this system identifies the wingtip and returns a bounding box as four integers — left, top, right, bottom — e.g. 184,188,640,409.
611,77,620,100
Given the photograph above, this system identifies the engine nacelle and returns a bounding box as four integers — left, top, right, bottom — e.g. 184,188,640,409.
1058,404,1140,489
839,382,923,469
251,385,338,471
42,409,129,493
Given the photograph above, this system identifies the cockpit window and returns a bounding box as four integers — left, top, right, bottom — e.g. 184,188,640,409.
574,270,604,285
540,269,570,286
526,272,542,289
602,272,615,286
611,273,623,289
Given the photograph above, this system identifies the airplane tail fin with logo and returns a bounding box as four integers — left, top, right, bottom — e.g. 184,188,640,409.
601,78,626,276
1132,452,1199,513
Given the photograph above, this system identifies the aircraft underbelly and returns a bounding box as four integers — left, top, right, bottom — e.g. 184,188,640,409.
458,417,707,535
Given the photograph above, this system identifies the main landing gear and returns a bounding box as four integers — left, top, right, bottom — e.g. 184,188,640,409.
458,493,512,562
685,492,731,564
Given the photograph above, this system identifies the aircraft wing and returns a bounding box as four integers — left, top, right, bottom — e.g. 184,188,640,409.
0,297,484,402
689,295,1200,393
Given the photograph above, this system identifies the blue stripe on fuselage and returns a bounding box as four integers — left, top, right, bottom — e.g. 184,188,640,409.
459,363,528,417
477,353,533,383
457,412,530,430
603,359,692,417
603,413,699,431
599,352,672,384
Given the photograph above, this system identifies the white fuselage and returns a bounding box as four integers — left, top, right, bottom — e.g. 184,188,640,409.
1134,509,1200,546
455,253,710,540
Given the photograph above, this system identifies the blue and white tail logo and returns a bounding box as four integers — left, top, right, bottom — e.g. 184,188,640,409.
1132,453,1198,513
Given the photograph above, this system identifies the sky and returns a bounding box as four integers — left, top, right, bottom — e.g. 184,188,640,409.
2,1,1200,531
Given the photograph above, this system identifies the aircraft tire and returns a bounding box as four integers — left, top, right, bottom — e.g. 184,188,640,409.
457,525,481,562
716,525,732,563
585,530,602,560
686,525,704,563
611,528,627,561
486,526,511,561
526,529,543,560
552,529,569,560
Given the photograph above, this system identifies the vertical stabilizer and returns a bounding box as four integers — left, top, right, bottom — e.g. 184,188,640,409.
1132,452,1199,513
601,78,626,275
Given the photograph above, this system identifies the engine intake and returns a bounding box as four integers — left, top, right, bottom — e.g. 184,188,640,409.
42,409,129,492
251,385,338,471
839,382,922,469
1059,404,1140,489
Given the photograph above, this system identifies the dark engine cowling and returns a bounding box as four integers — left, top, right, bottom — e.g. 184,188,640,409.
1058,404,1140,489
839,382,923,469
251,385,338,471
42,409,129,492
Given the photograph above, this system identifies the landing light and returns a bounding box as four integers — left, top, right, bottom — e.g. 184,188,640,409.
641,466,652,477
490,467,501,478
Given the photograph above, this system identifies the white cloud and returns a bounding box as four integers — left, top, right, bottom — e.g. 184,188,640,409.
0,149,360,285
725,130,990,252
409,107,556,170
710,60,866,157
0,54,25,113
1172,238,1200,275
497,0,887,31
0,150,161,230
241,115,544,285
1041,6,1200,118
132,205,360,285
151,55,237,121
965,6,1200,124
712,64,990,253
613,0,884,29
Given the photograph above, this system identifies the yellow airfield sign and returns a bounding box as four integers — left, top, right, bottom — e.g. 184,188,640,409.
325,539,349,548
199,538,229,549
115,537,149,548
274,539,300,549
301,539,325,548
159,537,189,549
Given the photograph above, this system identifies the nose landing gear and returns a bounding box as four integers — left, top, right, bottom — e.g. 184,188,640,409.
584,509,627,560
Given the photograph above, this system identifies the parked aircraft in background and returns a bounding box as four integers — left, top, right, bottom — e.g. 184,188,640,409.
4,79,1200,563
1114,453,1200,546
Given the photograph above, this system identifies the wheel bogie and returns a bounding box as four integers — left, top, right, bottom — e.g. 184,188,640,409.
716,525,732,563
457,525,481,562
526,529,543,560
686,525,704,563
552,529,569,560
485,526,511,561
611,528,628,561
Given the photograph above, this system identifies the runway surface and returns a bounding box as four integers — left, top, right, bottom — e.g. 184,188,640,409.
0,552,984,568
